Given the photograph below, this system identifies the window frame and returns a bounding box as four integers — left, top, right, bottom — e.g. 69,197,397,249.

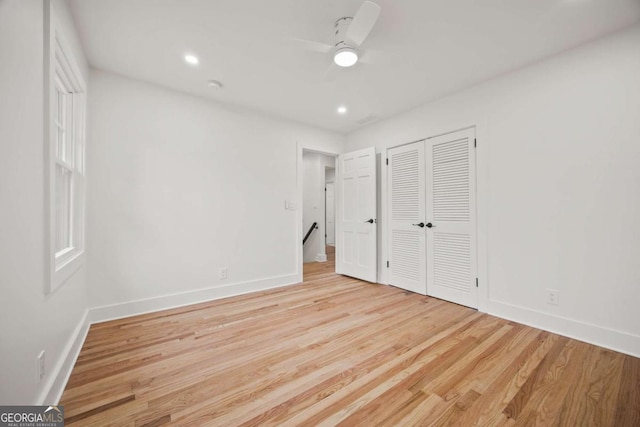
44,2,87,294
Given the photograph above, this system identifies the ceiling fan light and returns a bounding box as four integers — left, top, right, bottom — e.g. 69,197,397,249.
334,47,358,67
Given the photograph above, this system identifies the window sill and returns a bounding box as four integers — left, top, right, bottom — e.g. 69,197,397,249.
50,250,85,294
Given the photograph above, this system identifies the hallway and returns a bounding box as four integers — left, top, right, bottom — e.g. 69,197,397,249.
303,246,335,282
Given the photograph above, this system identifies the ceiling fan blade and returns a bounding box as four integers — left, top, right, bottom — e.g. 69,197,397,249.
358,49,379,64
345,1,381,47
359,46,403,65
290,38,334,54
322,63,339,84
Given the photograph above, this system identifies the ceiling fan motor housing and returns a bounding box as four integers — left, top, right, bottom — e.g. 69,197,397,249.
334,17,355,50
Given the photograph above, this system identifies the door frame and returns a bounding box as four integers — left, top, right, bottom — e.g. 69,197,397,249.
382,124,488,312
325,180,335,246
296,144,338,283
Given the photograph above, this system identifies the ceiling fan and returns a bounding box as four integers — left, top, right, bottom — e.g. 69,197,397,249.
295,1,381,68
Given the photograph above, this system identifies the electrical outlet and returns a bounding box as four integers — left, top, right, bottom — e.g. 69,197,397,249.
37,350,46,382
547,289,559,305
219,267,228,280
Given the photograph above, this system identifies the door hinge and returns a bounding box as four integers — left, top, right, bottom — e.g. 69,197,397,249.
476,278,478,287
474,138,477,148
386,158,388,165
386,261,389,268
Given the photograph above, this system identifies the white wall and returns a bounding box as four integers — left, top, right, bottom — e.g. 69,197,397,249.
0,0,89,404
325,167,335,184
87,70,344,313
346,24,640,356
302,152,335,263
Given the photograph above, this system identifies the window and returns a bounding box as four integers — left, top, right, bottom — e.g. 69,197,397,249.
45,4,86,293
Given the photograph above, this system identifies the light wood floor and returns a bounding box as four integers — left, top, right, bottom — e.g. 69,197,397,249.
61,253,639,426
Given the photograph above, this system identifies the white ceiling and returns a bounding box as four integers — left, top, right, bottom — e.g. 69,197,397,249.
67,0,640,134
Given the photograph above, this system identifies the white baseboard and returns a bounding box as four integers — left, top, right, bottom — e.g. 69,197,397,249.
38,309,91,405
89,273,299,324
315,253,328,262
487,299,640,358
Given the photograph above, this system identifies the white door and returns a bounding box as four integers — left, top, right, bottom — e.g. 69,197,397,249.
325,182,335,245
425,128,478,308
387,142,427,295
336,147,377,283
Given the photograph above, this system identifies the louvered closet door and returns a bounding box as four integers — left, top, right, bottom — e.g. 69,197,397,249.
425,128,478,308
388,142,427,295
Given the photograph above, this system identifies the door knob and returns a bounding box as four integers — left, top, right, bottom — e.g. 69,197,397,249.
425,222,434,228
365,218,375,224
412,222,425,228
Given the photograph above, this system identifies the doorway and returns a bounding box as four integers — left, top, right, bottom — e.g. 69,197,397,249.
297,145,378,284
301,150,337,281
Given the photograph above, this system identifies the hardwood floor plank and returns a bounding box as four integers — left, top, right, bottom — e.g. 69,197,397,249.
510,339,591,425
420,327,542,426
315,319,504,426
428,324,533,398
556,345,621,426
137,414,171,427
453,331,557,426
146,297,432,423
59,253,640,426
613,355,640,426
144,290,430,406
248,310,481,426
407,323,514,395
169,297,453,425
65,395,136,425
276,313,486,426
428,388,481,427
396,392,447,425
502,335,569,420
64,382,136,418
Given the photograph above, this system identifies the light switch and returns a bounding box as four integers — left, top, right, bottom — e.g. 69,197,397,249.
285,200,297,210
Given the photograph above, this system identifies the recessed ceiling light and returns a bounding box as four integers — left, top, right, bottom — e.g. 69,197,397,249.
208,80,223,89
184,54,199,65
334,46,358,67
337,106,348,114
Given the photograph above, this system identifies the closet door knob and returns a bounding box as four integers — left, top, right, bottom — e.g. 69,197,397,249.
412,222,425,228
